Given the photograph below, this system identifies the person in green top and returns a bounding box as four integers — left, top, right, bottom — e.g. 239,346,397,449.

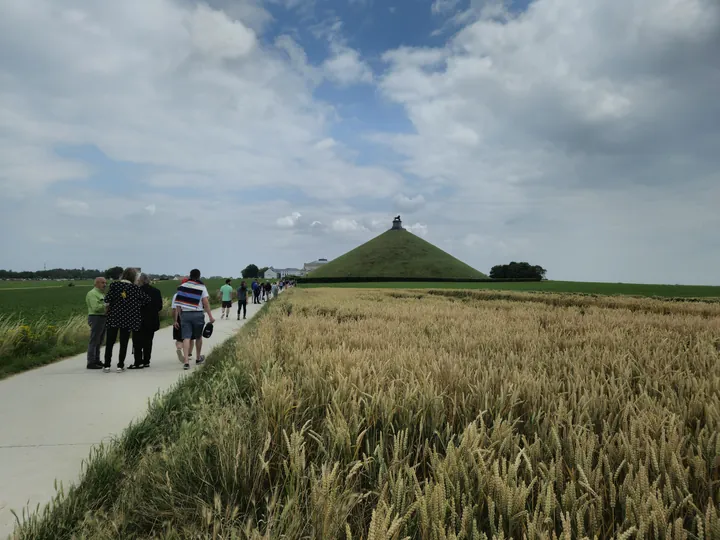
219,279,234,320
85,277,107,369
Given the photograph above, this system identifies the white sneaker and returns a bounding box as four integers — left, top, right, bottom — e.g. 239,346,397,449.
103,367,110,373
116,366,125,373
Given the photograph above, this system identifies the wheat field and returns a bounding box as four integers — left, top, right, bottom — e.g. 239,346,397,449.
17,288,720,539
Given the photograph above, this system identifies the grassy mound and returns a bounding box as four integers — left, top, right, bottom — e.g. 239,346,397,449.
15,289,720,538
309,229,486,279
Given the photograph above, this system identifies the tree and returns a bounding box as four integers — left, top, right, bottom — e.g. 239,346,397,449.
104,266,124,280
258,266,269,276
241,264,259,279
490,261,547,280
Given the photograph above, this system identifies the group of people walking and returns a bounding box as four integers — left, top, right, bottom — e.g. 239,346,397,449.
85,270,290,372
84,267,215,372
219,278,290,320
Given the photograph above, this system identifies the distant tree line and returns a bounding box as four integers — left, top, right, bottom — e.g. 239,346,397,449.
489,262,547,280
0,268,103,280
0,267,181,281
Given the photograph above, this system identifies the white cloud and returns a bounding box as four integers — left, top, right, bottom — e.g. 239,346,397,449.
276,212,303,228
275,34,322,84
56,198,90,216
431,0,461,15
190,3,256,59
377,0,720,283
0,143,92,197
394,193,426,213
0,0,401,205
405,222,429,237
144,203,157,216
323,44,373,86
331,218,367,233
314,138,337,151
315,17,373,86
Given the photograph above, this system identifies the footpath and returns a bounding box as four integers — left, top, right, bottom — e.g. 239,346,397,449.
0,301,264,538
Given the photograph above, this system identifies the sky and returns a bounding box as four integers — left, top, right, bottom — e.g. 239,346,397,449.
1,0,719,284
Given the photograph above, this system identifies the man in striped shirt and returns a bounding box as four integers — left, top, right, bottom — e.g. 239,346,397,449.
172,268,215,370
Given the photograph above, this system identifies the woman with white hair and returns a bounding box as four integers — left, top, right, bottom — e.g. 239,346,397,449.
129,273,163,370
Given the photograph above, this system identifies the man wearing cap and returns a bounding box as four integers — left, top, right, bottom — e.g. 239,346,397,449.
172,269,215,370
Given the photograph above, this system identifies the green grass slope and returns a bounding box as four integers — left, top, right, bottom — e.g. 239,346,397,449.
309,229,487,279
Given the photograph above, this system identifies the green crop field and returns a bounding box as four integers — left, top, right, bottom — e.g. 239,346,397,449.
0,278,236,323
299,280,720,298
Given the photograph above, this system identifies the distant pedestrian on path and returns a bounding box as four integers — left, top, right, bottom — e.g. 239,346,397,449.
129,273,163,370
85,276,107,370
264,281,272,301
104,267,150,373
219,279,233,319
173,269,215,370
252,279,260,304
237,281,248,320
272,281,278,299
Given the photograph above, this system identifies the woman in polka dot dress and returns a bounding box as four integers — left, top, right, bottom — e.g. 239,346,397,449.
103,267,150,373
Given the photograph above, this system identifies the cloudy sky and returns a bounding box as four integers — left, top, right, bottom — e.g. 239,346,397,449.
1,0,718,284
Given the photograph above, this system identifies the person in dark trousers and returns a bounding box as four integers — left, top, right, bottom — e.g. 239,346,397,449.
237,281,248,320
129,273,163,370
252,279,260,304
264,281,272,301
103,267,150,373
85,276,107,369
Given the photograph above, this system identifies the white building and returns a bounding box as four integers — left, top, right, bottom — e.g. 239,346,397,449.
302,258,329,273
264,267,304,279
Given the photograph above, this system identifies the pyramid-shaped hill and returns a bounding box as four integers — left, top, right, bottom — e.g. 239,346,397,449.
309,228,487,279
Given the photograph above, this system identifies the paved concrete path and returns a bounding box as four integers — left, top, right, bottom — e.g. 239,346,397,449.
0,301,266,538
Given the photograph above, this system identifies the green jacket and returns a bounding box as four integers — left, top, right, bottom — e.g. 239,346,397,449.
86,287,106,316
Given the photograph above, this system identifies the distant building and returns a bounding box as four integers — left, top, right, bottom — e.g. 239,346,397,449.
302,258,329,273
264,267,304,279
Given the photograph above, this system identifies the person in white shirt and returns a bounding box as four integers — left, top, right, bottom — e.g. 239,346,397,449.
172,269,215,370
